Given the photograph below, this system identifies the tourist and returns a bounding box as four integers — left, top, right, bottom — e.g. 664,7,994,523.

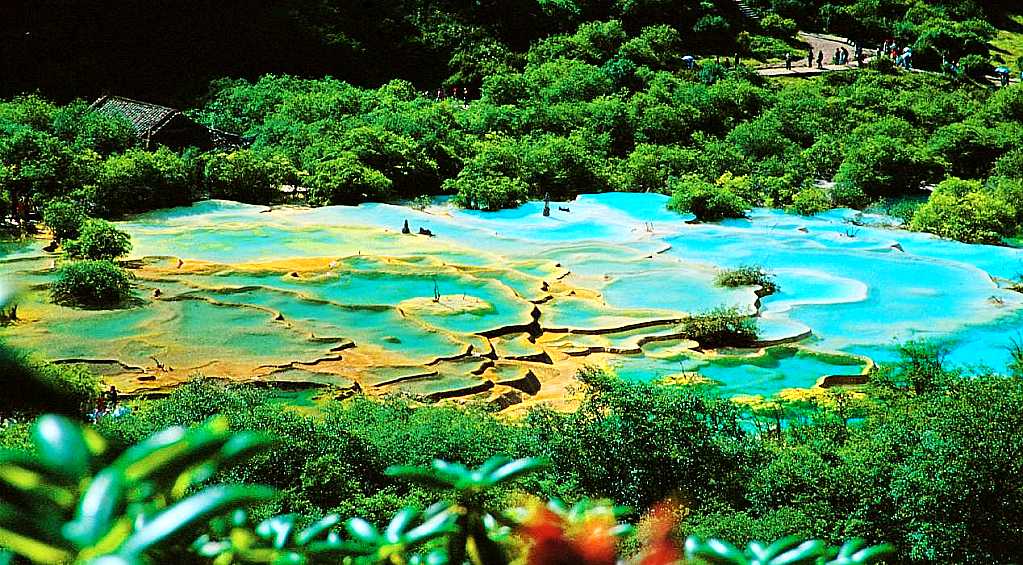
785,51,792,70
833,48,841,65
817,50,824,69
107,385,119,408
841,47,849,65
807,47,814,68
402,219,411,234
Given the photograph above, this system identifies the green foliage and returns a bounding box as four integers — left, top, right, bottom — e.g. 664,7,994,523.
42,199,87,243
909,177,1015,243
834,135,940,199
449,175,529,211
0,344,100,419
52,101,137,155
307,153,393,205
668,176,749,221
685,536,892,565
62,219,132,260
0,414,275,564
51,260,134,308
759,14,798,38
194,506,454,565
90,148,191,217
678,306,759,349
203,149,293,205
387,457,547,564
790,187,833,216
716,265,779,295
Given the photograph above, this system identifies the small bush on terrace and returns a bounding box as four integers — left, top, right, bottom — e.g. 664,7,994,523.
62,218,132,260
51,260,134,308
716,265,779,295
679,306,758,349
42,198,87,242
668,176,749,221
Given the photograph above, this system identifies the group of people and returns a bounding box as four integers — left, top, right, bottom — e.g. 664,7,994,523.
89,384,127,421
434,86,471,102
788,44,863,71
880,39,913,69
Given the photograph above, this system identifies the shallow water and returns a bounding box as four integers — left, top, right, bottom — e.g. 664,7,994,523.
2,194,1021,406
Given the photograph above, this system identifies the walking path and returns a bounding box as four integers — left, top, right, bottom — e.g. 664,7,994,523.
755,31,1017,86
756,32,868,77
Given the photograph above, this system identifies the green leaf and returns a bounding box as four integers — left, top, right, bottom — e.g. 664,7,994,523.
833,543,894,565
432,460,472,487
404,510,456,545
686,536,749,565
484,457,547,486
256,514,297,549
31,415,91,480
470,456,511,484
63,468,127,548
769,540,825,565
383,466,457,489
757,536,802,560
0,525,70,565
218,432,275,465
384,508,417,543
118,484,274,558
294,514,340,547
345,517,380,544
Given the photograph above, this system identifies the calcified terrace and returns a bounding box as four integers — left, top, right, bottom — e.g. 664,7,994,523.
2,194,1022,413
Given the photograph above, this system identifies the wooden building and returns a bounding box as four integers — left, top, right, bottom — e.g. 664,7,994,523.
90,95,241,150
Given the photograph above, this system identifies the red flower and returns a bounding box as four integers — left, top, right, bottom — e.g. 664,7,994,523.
519,504,619,565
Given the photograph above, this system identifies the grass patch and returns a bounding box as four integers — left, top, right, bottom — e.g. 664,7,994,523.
990,14,1023,67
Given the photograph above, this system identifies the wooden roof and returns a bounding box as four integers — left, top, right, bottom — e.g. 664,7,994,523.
90,95,182,137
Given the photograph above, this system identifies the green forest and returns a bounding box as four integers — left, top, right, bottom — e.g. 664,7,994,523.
3,0,1023,564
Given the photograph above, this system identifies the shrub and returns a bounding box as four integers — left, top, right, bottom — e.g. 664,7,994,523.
203,149,294,204
668,176,749,221
834,135,940,198
790,186,833,215
42,198,87,242
992,148,1023,179
63,218,132,260
678,306,758,349
715,265,779,295
0,344,101,418
759,14,798,38
51,260,134,308
449,174,530,211
957,53,991,80
91,147,192,216
909,178,1015,243
307,153,392,205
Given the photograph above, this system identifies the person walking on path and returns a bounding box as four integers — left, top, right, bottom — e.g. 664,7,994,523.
785,51,792,70
807,47,814,68
817,50,825,69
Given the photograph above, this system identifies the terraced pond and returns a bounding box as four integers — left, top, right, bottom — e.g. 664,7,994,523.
2,193,1022,411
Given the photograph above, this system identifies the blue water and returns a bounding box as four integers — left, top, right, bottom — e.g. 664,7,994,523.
3,194,1021,399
